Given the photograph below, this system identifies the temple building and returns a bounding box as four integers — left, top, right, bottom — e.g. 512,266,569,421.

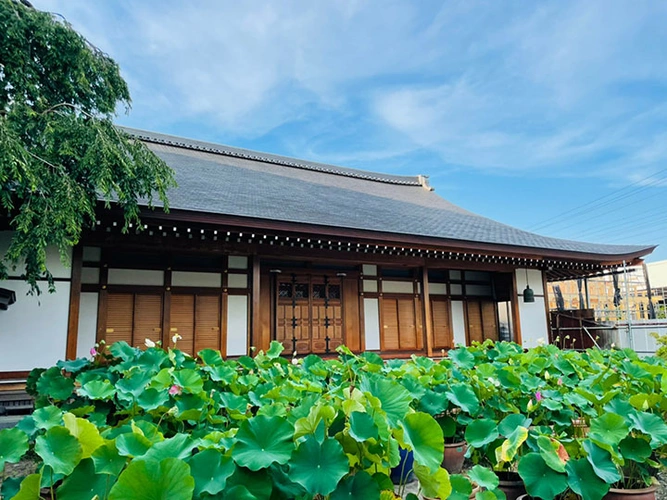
0,128,655,376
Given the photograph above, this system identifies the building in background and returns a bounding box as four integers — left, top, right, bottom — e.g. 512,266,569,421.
1,128,656,376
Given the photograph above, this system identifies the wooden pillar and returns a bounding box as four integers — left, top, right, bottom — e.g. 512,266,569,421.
162,263,172,347
421,266,434,357
542,271,552,342
96,259,109,342
65,245,83,359
251,255,261,353
511,270,523,345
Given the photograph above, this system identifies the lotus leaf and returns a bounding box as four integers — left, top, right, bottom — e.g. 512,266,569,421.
188,448,235,496
35,426,83,476
518,452,568,500
401,412,445,472
565,457,609,500
330,470,381,500
232,415,294,470
0,428,29,472
108,457,194,500
289,434,349,496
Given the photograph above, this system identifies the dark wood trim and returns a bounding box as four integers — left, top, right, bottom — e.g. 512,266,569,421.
125,207,654,263
66,245,83,360
542,270,551,331
422,267,433,357
511,270,523,345
0,371,31,380
251,255,261,355
162,262,172,347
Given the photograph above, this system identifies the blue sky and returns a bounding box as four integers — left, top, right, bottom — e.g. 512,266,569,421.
36,0,667,262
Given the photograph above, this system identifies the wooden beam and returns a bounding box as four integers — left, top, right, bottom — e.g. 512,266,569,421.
511,270,523,346
421,266,434,357
66,245,83,359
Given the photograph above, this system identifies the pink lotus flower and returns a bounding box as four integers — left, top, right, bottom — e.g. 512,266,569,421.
535,391,542,401
90,347,97,356
169,385,182,396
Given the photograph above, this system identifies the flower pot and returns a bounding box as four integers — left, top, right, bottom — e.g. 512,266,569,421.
604,485,658,500
390,448,415,485
442,441,467,473
496,471,527,500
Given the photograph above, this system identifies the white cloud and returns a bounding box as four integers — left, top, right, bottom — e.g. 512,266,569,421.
31,0,667,181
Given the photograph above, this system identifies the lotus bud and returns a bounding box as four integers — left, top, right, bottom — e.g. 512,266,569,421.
144,339,156,348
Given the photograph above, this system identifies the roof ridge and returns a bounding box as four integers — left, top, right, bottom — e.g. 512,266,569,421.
121,126,431,188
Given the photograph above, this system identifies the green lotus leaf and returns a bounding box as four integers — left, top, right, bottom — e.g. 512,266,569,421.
619,436,652,463
267,340,285,358
57,358,90,373
401,412,444,473
498,413,531,437
589,413,629,447
35,426,82,476
565,457,610,500
136,387,170,411
79,379,116,400
108,457,194,500
330,470,381,500
188,448,235,496
0,428,29,473
536,435,567,473
414,463,452,500
436,415,457,438
63,413,104,459
465,419,499,448
289,434,349,496
496,368,521,388
628,411,667,446
476,489,505,500
115,431,152,458
198,348,224,366
11,473,42,500
468,464,499,490
109,341,139,361
445,384,480,415
360,374,412,426
219,392,249,413
495,426,528,464
349,411,379,442
226,464,274,499
223,485,257,499
448,348,475,369
56,458,112,500
143,433,196,462
173,369,203,394
417,389,448,416
582,440,621,484
449,473,474,500
267,463,308,499
232,415,294,470
116,371,153,398
1,477,22,500
518,452,568,500
92,440,127,476
37,367,74,400
628,393,662,411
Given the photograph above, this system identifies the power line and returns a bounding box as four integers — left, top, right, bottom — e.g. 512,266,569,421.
528,167,667,232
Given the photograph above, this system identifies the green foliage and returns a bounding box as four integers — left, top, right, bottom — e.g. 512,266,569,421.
7,339,667,499
0,0,175,292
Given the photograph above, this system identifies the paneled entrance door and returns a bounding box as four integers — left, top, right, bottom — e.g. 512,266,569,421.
275,275,343,354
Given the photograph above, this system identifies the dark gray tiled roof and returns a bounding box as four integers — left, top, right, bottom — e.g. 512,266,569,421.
124,127,654,258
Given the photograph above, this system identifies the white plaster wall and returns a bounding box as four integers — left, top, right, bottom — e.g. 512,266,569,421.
382,281,413,294
226,295,248,356
518,296,549,348
0,280,70,371
363,298,380,350
515,268,544,295
451,301,467,346
172,271,221,288
107,269,164,286
76,293,98,359
1,231,71,279
647,261,667,288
